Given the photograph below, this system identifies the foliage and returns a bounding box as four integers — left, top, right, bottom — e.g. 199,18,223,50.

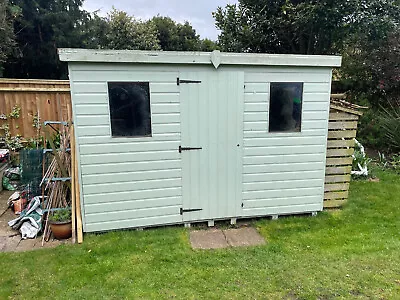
0,123,23,151
213,1,400,55
341,31,400,108
49,208,71,222
377,100,400,151
4,0,90,79
151,16,198,51
0,170,400,298
7,105,21,119
0,1,19,72
351,139,372,177
100,8,160,51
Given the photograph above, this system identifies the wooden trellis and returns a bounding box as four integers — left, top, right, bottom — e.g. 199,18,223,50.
324,96,364,208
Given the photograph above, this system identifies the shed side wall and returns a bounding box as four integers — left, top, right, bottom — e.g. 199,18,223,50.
241,67,332,216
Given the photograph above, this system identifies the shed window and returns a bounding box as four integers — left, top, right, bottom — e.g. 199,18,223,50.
108,82,152,137
269,82,303,132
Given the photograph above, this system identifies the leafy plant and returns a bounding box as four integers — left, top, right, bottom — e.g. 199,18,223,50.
389,154,400,173
352,139,372,177
49,208,71,222
7,105,21,119
378,100,400,151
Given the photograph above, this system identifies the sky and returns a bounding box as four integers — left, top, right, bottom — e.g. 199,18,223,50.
82,0,238,41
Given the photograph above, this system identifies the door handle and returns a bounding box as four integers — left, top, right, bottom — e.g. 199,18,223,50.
179,146,202,153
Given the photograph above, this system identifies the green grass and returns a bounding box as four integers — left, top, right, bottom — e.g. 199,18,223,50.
1,170,399,299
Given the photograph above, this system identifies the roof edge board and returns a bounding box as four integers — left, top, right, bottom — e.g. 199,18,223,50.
58,48,342,67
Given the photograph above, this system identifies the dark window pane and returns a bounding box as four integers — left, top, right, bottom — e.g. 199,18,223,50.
269,82,303,132
108,82,152,137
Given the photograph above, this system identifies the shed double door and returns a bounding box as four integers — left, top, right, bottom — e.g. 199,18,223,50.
180,70,244,222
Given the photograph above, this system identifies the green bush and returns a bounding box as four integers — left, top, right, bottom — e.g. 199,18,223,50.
378,101,400,151
356,108,389,150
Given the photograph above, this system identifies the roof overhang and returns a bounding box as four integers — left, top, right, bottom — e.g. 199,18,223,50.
58,49,342,68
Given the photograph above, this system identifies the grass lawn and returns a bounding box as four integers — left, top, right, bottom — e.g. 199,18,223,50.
0,169,399,299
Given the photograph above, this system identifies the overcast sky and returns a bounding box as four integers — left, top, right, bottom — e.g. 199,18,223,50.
82,0,238,41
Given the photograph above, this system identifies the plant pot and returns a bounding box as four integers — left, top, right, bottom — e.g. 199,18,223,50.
49,220,72,239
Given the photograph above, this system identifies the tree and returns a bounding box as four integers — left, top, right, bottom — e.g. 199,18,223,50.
213,0,400,55
0,1,18,74
4,0,89,79
151,16,204,51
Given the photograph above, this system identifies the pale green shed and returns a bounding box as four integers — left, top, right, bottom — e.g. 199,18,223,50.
59,49,341,232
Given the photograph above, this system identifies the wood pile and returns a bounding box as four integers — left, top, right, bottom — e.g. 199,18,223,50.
324,95,365,208
40,123,83,243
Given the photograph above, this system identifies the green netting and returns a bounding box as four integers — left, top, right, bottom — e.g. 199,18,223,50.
19,149,49,196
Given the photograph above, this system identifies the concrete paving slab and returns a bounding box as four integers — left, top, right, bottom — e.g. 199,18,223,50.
223,227,265,247
190,229,229,249
0,236,7,251
2,235,21,252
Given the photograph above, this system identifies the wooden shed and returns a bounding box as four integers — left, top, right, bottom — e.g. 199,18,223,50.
59,49,341,232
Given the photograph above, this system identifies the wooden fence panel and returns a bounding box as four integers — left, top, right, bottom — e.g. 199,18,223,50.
0,79,72,139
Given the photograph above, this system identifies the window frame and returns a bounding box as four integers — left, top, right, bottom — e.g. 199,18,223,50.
107,81,152,138
268,82,304,133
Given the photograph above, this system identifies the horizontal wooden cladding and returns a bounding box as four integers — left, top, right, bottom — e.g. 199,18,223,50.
244,153,326,165
324,191,349,200
327,139,355,148
241,203,322,217
244,135,326,147
244,144,325,156
79,140,179,155
80,150,179,165
244,195,321,209
326,157,353,166
75,112,179,126
244,120,327,131
73,93,180,105
71,70,178,82
243,187,322,200
244,92,329,103
328,121,358,130
78,133,180,145
326,148,354,157
72,82,179,94
243,110,326,124
85,205,181,224
244,161,325,174
83,178,181,194
84,186,181,204
83,169,180,185
85,196,182,214
329,112,359,121
85,214,182,232
323,199,347,208
243,179,323,192
328,130,357,139
77,122,180,136
244,170,324,183
81,159,181,175
244,129,327,138
244,72,332,83
324,182,350,192
244,93,268,103
325,165,352,175
325,175,351,183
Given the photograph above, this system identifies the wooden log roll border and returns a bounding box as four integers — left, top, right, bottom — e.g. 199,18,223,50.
324,108,360,208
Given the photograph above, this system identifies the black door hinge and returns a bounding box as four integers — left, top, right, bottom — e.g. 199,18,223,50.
177,77,201,85
179,146,202,153
180,208,203,215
